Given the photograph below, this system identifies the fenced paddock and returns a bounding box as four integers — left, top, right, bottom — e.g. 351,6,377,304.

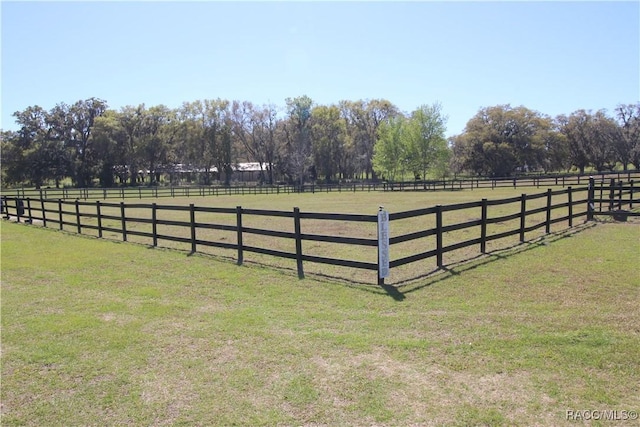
2,179,637,284
2,170,639,201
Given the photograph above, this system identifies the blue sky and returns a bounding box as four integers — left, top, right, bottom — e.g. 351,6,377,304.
2,1,638,137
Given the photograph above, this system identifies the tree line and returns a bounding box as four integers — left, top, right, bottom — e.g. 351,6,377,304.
1,97,638,189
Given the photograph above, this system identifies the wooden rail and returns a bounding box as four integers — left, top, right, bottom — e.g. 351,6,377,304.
2,180,636,284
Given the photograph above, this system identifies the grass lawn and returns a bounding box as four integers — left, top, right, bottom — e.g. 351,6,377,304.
1,214,639,425
39,186,591,284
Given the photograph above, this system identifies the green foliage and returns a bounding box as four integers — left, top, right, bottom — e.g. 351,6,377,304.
615,103,640,169
4,99,638,189
372,115,407,181
310,105,347,183
451,104,558,177
405,103,450,180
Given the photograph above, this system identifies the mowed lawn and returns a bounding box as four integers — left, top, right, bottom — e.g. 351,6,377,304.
48,186,595,284
1,215,639,425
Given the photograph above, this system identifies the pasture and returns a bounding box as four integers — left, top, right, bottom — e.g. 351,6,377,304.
1,189,639,425
13,186,596,284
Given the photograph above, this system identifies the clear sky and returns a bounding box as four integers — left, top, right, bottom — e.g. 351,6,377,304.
2,0,639,137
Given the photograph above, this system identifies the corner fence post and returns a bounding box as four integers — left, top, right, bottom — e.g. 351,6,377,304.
587,177,595,221
236,206,244,265
377,207,390,286
293,207,304,279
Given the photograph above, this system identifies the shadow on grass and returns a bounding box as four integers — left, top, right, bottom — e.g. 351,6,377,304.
394,222,598,296
302,221,599,300
2,216,602,301
249,221,600,300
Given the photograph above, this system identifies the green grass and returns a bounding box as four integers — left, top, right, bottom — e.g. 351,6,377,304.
34,186,593,284
1,216,639,426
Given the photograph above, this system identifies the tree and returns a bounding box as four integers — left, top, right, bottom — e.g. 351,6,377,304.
92,110,127,187
310,104,347,183
1,130,27,186
230,101,279,184
66,98,108,187
340,99,399,180
180,99,233,185
558,109,618,173
7,106,69,188
405,103,449,182
281,95,313,188
614,103,640,170
45,103,74,187
372,115,408,182
451,105,556,177
138,105,178,184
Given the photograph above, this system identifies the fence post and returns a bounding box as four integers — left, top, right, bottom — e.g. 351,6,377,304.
236,206,244,265
630,180,634,209
96,201,103,238
152,203,158,246
58,199,63,230
587,177,595,221
608,178,615,211
293,207,304,279
617,180,623,210
75,199,81,234
567,187,573,227
16,198,23,223
120,202,127,242
545,188,552,234
189,203,196,254
519,194,526,243
436,205,443,268
480,199,488,253
40,198,47,227
377,207,390,286
26,198,33,223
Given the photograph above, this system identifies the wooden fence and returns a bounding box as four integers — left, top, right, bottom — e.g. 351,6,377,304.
1,180,637,284
2,170,639,201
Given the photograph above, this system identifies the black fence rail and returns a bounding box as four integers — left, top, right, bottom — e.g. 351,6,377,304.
588,178,639,221
2,180,637,284
2,171,639,201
